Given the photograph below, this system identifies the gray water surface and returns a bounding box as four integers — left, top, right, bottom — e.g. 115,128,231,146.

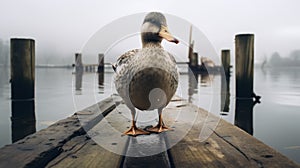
0,66,299,163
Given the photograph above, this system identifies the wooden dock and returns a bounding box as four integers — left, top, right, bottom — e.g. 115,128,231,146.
0,95,299,168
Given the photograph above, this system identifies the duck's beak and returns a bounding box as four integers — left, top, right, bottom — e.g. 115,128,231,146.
159,25,179,44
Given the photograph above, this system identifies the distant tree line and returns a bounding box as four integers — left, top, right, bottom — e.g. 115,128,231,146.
268,50,300,67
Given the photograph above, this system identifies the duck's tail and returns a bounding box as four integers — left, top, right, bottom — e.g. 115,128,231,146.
111,63,117,72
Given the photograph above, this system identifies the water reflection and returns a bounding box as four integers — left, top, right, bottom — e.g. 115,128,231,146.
75,67,83,95
186,68,257,136
188,69,198,103
200,73,211,85
11,100,36,142
98,72,104,94
234,99,258,135
75,68,105,95
220,75,230,113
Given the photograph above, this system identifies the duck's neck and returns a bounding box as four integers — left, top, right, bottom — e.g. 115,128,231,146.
142,42,163,49
141,32,163,48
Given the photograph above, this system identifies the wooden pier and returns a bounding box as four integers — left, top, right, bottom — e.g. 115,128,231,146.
0,95,298,168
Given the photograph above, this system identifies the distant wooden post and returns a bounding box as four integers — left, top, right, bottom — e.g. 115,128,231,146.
220,49,231,113
97,54,104,87
190,52,198,67
235,34,254,98
187,25,199,70
74,53,83,90
10,38,35,100
98,53,104,73
221,50,231,77
75,53,83,73
75,53,83,67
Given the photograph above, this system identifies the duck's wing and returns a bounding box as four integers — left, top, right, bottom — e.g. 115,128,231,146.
112,49,140,73
167,52,177,64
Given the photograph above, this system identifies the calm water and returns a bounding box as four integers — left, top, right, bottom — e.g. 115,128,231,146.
0,66,299,163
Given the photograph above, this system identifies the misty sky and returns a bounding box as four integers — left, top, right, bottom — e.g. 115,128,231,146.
1,0,300,64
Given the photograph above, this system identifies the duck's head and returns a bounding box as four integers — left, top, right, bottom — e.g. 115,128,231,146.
141,12,179,47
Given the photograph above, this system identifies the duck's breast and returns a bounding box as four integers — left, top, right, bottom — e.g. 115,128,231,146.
128,48,179,110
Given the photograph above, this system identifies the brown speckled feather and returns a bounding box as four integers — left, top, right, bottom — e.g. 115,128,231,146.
112,49,139,73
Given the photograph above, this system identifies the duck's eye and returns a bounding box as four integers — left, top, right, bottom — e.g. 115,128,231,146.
164,30,168,32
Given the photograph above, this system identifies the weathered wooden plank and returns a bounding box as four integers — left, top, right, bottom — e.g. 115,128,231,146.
121,96,194,168
165,100,245,167
213,119,299,168
46,104,129,168
94,103,170,168
45,135,125,168
0,96,119,168
165,99,300,168
51,102,173,168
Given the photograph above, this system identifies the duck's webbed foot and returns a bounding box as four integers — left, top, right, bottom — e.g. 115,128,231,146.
146,123,170,133
124,125,150,136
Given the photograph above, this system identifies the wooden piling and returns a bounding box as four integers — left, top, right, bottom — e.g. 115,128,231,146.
221,49,231,112
221,49,231,77
10,38,36,143
235,34,254,98
10,38,35,100
190,52,199,67
98,53,104,73
235,99,255,135
75,53,82,67
75,53,83,74
11,100,36,142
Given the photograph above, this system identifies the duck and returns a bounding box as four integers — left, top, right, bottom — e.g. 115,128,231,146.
113,12,179,136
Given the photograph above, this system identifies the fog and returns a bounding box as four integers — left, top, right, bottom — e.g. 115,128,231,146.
0,0,300,65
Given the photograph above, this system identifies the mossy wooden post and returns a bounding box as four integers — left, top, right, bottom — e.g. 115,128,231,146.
235,34,254,98
221,49,231,77
98,53,104,73
10,38,36,142
10,38,35,100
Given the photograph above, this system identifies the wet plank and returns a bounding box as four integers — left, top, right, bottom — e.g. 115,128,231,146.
0,95,120,168
0,94,298,168
165,99,300,168
46,103,130,168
